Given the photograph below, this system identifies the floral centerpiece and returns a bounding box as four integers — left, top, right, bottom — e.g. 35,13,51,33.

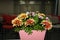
12,12,52,34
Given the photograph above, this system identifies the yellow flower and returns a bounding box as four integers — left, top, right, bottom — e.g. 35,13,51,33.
12,17,23,27
41,20,52,30
25,19,35,26
18,13,28,19
38,13,45,17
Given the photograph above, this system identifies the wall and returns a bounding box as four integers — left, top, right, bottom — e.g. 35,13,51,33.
58,0,60,16
0,0,59,15
0,0,14,15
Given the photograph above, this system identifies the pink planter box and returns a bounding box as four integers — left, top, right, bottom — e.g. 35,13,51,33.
19,30,46,40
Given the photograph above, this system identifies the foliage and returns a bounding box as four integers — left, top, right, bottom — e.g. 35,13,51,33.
12,12,52,34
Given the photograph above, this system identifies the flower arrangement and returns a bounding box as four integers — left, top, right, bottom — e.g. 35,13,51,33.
12,12,52,34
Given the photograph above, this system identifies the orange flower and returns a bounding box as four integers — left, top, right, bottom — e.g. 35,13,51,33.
18,13,28,19
41,20,52,30
25,19,35,26
12,18,23,27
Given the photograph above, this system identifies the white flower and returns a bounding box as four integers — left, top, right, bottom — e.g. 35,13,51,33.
31,12,35,16
39,16,44,19
46,17,49,20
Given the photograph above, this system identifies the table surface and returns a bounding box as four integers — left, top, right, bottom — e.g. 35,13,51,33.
53,25,60,28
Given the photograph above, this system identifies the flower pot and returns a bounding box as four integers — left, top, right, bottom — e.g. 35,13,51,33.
19,30,46,40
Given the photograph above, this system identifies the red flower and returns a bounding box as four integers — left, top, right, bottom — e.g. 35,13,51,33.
41,20,52,30
25,19,35,26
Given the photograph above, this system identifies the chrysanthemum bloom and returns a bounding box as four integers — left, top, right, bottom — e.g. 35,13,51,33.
38,13,45,19
18,13,28,19
25,19,35,26
12,18,23,27
41,20,52,30
38,13,45,17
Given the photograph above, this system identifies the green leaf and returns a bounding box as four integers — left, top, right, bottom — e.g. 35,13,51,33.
14,27,20,32
24,27,32,34
33,14,39,24
39,26,45,31
33,24,45,31
34,24,40,30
